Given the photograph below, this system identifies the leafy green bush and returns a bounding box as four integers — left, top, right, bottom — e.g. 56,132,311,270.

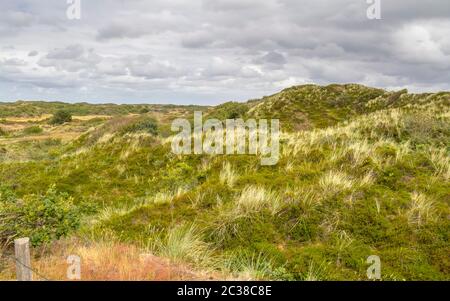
49,110,72,125
207,102,249,120
0,185,80,246
121,117,158,135
139,107,150,114
23,126,43,135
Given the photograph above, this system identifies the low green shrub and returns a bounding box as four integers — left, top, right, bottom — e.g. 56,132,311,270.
120,117,158,135
23,126,43,135
0,185,81,246
139,107,150,114
206,102,249,120
49,110,72,125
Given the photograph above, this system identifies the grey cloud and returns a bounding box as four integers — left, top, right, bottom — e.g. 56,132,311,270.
0,0,449,103
28,50,39,57
181,31,216,48
39,46,102,72
382,1,450,20
253,51,287,68
2,11,35,28
96,11,191,41
203,0,262,11
1,58,27,66
201,57,242,77
46,45,85,60
95,59,128,77
97,23,148,41
127,55,181,79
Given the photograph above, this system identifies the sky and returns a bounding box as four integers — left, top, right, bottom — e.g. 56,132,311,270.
0,0,449,105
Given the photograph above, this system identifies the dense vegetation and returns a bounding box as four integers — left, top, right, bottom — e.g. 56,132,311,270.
0,84,448,280
0,101,206,118
49,110,73,125
0,185,81,246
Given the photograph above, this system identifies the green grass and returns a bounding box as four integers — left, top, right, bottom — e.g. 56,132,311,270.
22,126,44,135
0,84,449,280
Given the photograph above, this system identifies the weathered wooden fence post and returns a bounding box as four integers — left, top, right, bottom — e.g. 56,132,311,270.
14,237,33,281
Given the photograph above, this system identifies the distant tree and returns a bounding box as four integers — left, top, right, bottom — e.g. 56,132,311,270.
122,118,158,136
139,107,150,114
49,110,72,125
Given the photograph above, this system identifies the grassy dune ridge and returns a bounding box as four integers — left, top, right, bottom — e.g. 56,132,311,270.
0,84,449,280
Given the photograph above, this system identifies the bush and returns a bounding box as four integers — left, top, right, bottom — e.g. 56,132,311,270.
208,102,248,120
0,127,7,136
121,117,158,135
139,107,150,114
23,126,43,135
49,110,72,125
0,185,81,246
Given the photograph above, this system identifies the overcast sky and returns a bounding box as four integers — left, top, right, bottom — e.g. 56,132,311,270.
0,0,449,104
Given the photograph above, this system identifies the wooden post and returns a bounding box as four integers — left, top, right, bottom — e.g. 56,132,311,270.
14,237,33,281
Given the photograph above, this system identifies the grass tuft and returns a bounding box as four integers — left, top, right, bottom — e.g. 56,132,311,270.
219,162,238,187
319,170,356,194
235,186,282,216
153,224,214,266
223,252,273,280
406,192,437,226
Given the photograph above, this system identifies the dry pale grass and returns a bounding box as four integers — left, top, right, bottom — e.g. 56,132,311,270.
428,148,450,180
94,188,188,225
95,206,134,224
219,162,238,187
153,187,187,205
359,171,375,187
283,187,321,210
153,224,214,266
188,191,206,208
72,115,112,121
98,133,115,144
0,123,28,131
303,260,328,281
343,140,373,165
212,187,283,243
0,132,81,144
281,107,415,159
406,192,437,226
319,170,375,196
235,186,282,216
284,160,294,172
223,252,273,280
319,170,356,194
0,238,216,281
2,114,52,123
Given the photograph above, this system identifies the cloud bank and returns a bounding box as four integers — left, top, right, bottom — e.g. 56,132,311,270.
0,0,449,104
